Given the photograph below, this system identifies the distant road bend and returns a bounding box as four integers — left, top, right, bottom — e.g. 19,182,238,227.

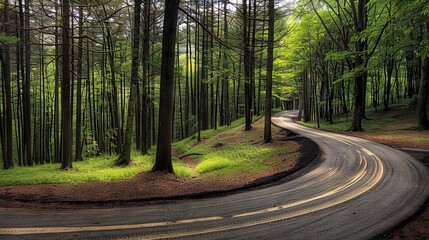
1,111,428,240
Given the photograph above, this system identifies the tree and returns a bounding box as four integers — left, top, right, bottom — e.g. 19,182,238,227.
75,3,84,161
1,0,14,169
60,0,73,169
23,0,32,166
243,0,252,131
115,0,142,166
152,0,180,173
263,0,274,143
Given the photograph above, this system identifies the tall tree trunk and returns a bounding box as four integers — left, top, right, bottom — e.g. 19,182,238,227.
104,25,122,154
23,0,32,166
141,0,151,154
417,21,429,130
349,0,367,132
222,0,230,126
60,0,73,169
115,0,142,166
263,0,274,143
243,0,252,131
405,39,415,98
75,4,84,161
2,0,14,169
200,2,209,131
54,0,61,163
152,0,179,173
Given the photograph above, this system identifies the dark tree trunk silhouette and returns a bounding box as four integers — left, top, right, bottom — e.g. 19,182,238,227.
243,0,252,131
417,21,429,130
60,0,73,169
152,0,179,173
264,0,274,143
1,0,14,169
23,0,32,166
141,0,151,154
75,4,84,162
115,0,142,166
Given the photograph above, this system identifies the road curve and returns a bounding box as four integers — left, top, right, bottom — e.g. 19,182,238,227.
1,111,428,240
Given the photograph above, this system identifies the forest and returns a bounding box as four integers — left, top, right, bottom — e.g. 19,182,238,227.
0,0,428,172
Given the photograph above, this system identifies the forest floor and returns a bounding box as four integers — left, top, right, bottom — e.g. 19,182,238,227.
0,116,319,209
301,101,429,240
1,103,427,239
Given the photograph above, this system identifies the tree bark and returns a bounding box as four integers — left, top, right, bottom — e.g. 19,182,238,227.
141,0,151,154
243,0,252,131
2,0,14,169
115,0,142,166
75,4,84,161
61,0,73,169
417,21,429,130
263,0,274,143
23,0,32,166
152,0,179,173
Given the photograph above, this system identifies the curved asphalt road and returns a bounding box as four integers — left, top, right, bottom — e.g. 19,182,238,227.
1,111,428,239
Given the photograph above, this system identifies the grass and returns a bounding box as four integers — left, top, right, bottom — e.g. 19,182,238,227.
298,98,429,149
195,144,272,174
0,150,192,186
0,114,297,186
174,115,293,178
300,99,415,131
173,117,246,154
0,154,149,186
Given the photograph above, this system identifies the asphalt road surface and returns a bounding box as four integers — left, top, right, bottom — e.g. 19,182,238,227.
1,111,428,240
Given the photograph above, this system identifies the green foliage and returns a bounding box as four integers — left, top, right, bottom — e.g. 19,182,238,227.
85,135,100,157
0,33,18,45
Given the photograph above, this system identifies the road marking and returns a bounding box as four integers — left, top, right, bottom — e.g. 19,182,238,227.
0,150,383,237
0,114,385,238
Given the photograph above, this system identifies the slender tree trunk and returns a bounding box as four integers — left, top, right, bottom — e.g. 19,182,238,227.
263,0,274,143
1,0,14,169
417,22,429,130
23,0,32,166
185,15,190,136
75,4,84,161
222,0,230,126
141,0,151,154
53,0,61,162
406,45,415,98
60,0,73,169
383,57,394,111
115,0,142,166
349,0,367,132
152,0,179,173
243,0,252,131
